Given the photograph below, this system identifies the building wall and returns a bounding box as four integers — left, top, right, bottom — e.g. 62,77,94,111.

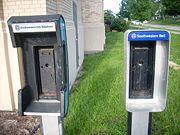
56,0,84,88
0,1,3,20
57,0,73,21
2,0,47,20
0,21,14,110
46,0,57,14
76,0,84,68
81,0,105,53
0,0,47,110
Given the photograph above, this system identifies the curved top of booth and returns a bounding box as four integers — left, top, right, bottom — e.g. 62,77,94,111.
7,14,64,24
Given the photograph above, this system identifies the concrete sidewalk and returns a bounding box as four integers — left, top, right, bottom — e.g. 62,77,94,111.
142,24,180,31
131,25,180,34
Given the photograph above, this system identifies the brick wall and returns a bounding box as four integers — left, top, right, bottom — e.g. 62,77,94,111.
46,0,57,14
81,0,104,23
0,1,3,20
2,0,47,21
81,0,105,53
57,0,72,21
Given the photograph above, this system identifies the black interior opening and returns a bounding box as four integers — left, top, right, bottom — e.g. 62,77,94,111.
34,46,57,99
14,32,58,100
129,41,156,99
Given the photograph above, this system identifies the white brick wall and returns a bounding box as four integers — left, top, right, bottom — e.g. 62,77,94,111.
81,0,104,23
2,0,46,20
57,0,73,21
0,1,3,20
46,0,57,14
81,0,105,53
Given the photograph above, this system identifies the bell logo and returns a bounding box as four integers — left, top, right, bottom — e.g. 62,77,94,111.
131,33,137,39
15,25,20,31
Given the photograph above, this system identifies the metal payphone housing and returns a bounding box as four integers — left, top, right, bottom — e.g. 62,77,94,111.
8,15,69,117
124,30,170,112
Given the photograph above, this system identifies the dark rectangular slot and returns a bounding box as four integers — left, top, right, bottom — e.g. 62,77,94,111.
129,41,155,99
35,47,57,99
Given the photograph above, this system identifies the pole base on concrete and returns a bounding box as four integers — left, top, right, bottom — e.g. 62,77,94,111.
41,116,64,135
128,112,152,135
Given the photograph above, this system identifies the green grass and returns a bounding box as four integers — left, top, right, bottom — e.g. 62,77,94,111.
149,18,180,26
129,26,144,30
65,32,126,135
170,34,180,64
152,34,180,134
152,68,180,135
64,32,180,135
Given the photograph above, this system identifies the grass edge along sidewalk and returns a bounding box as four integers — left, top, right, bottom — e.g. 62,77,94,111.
142,25,180,33
64,32,180,135
149,18,180,26
131,24,180,33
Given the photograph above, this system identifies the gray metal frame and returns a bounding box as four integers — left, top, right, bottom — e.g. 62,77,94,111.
124,30,170,112
125,30,170,135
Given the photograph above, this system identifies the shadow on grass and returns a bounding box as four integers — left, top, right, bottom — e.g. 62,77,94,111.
65,32,124,135
72,32,122,86
65,66,119,135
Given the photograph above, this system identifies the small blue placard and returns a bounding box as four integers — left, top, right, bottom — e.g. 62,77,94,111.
128,31,169,41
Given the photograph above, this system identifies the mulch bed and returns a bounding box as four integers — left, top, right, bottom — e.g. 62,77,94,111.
0,111,40,135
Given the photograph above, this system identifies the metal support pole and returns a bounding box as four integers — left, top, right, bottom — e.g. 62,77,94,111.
41,116,64,135
128,112,152,135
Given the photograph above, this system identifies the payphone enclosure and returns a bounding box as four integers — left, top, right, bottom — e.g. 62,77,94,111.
124,30,170,112
8,15,69,117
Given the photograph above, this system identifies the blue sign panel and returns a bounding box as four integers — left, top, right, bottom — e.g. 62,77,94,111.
128,31,169,41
